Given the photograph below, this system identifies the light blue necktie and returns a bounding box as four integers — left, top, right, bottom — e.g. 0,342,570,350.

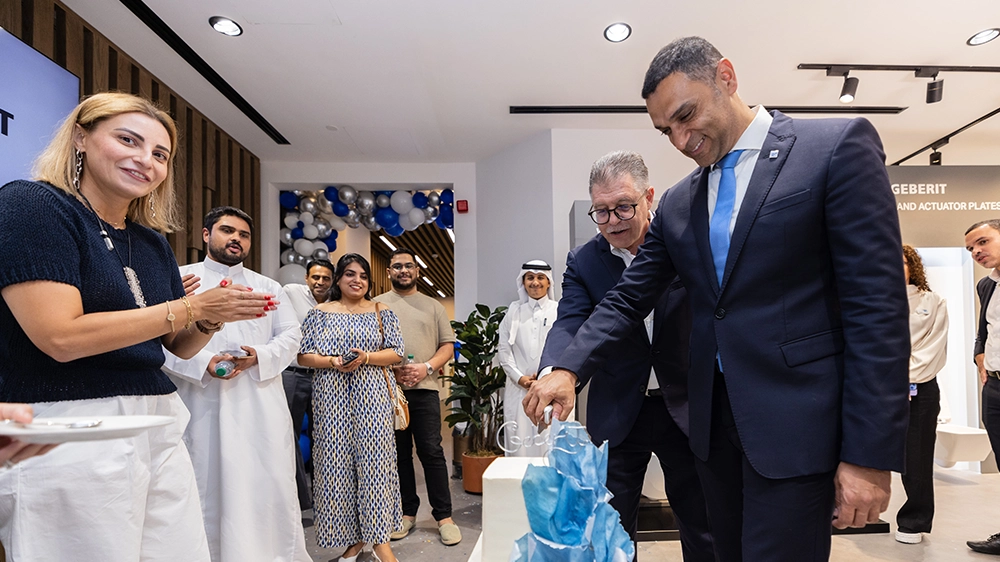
709,150,743,284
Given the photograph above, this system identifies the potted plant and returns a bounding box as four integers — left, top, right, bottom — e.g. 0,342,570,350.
445,303,508,493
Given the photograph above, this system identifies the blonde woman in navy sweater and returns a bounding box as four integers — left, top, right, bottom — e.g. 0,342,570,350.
0,93,274,561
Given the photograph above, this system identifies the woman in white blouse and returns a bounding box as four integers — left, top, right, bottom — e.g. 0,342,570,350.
895,244,948,545
498,261,559,457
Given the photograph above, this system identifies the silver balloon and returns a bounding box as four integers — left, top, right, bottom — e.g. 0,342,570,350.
362,215,379,231
427,192,441,207
423,206,439,222
315,195,333,213
292,190,305,198
338,185,358,205
280,248,297,265
355,191,376,214
280,228,294,246
376,194,391,208
312,248,329,261
345,209,361,228
293,252,308,266
314,219,332,239
299,197,317,215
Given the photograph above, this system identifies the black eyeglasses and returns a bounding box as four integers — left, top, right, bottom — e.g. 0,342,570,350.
588,201,640,225
390,263,417,271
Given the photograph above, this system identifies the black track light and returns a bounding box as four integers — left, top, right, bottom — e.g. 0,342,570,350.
929,151,942,165
839,76,859,104
926,77,944,103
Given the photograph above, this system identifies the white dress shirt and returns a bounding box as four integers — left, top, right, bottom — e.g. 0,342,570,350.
610,217,659,392
985,269,1000,371
707,105,773,234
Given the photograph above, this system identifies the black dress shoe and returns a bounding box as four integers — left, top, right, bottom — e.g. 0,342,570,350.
968,532,1000,555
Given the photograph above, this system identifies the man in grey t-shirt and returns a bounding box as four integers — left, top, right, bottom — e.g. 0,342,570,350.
373,248,461,546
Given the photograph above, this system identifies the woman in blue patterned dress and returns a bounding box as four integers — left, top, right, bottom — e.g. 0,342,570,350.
298,253,405,562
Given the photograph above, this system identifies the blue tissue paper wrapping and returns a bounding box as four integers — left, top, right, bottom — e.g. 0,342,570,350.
510,422,634,562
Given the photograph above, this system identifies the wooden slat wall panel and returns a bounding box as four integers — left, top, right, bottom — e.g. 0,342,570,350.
4,0,263,268
0,0,22,36
369,223,454,297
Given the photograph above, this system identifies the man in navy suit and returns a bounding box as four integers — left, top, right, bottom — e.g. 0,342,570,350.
538,151,713,560
525,37,909,561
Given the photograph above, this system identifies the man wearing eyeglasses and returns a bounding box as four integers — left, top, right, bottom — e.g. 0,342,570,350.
537,151,714,561
372,248,462,546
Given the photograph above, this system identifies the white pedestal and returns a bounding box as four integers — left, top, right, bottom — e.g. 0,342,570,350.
479,456,548,562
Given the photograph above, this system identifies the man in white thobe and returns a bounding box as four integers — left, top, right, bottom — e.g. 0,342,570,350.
163,206,309,562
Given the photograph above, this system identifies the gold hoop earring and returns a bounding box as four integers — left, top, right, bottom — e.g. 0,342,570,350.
73,149,83,192
149,192,156,218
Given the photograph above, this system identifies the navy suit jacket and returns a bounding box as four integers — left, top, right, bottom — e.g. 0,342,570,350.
556,112,910,479
539,234,691,448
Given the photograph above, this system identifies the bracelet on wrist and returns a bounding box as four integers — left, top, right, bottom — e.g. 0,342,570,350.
329,356,336,369
179,296,194,331
196,319,225,334
165,301,176,332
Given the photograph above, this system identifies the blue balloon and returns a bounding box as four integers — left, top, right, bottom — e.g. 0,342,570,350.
291,228,304,239
332,201,351,217
440,188,454,204
324,186,339,202
412,192,428,209
437,205,454,229
378,190,393,198
385,223,405,237
327,230,338,240
297,221,304,229
324,237,337,251
279,192,299,209
375,207,400,228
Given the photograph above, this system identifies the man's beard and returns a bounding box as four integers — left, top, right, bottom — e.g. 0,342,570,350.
310,286,329,302
209,242,246,266
391,277,416,291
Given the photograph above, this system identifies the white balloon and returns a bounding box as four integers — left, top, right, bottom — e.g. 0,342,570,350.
299,212,314,226
302,224,319,239
283,213,300,229
328,215,347,231
278,264,307,286
397,212,414,231
390,190,414,214
294,238,314,256
407,207,425,228
314,240,328,252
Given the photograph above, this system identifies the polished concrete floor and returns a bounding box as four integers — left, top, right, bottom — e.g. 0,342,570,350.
305,430,1000,561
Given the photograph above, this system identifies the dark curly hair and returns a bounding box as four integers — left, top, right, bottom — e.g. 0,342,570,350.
902,244,930,292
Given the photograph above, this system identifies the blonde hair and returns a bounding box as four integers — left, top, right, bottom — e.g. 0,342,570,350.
32,92,182,232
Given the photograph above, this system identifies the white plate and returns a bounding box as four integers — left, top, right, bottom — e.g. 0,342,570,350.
0,415,174,444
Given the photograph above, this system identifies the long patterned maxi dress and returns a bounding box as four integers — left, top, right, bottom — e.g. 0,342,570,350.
299,306,405,547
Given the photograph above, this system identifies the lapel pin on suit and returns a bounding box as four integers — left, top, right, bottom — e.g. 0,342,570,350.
769,150,779,159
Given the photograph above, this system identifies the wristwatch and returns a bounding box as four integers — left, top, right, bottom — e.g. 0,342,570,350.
425,362,434,376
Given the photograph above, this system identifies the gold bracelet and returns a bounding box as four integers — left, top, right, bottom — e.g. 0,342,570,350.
195,319,225,334
180,296,194,331
165,300,176,332
364,351,370,365
329,356,336,369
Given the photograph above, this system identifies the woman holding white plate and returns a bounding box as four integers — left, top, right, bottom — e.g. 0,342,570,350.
0,93,274,561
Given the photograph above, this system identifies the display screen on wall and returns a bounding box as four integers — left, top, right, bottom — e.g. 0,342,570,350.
0,27,80,186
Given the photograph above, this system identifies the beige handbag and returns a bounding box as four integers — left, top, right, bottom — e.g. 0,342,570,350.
375,304,410,430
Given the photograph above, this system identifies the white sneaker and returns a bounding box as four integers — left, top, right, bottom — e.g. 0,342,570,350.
895,530,922,544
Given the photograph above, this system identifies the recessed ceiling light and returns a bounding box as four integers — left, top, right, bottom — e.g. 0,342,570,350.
968,28,1000,46
209,16,243,37
325,125,340,132
604,22,631,43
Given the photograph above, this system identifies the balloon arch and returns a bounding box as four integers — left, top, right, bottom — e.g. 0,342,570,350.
277,186,454,285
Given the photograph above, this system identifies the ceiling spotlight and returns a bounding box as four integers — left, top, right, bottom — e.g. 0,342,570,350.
968,28,1000,46
929,151,942,165
926,76,944,103
604,23,632,43
839,76,859,103
209,16,242,37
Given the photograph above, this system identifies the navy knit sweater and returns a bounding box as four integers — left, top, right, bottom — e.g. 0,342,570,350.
0,180,181,402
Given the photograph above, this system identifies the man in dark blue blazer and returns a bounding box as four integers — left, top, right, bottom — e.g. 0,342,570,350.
538,151,713,560
525,37,910,561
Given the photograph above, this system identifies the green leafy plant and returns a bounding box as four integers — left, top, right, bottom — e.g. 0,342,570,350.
445,303,508,456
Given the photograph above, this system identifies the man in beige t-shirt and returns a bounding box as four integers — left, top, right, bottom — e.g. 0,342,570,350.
373,248,461,546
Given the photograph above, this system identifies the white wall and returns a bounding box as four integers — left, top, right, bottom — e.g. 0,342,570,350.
474,130,554,310
260,161,478,317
